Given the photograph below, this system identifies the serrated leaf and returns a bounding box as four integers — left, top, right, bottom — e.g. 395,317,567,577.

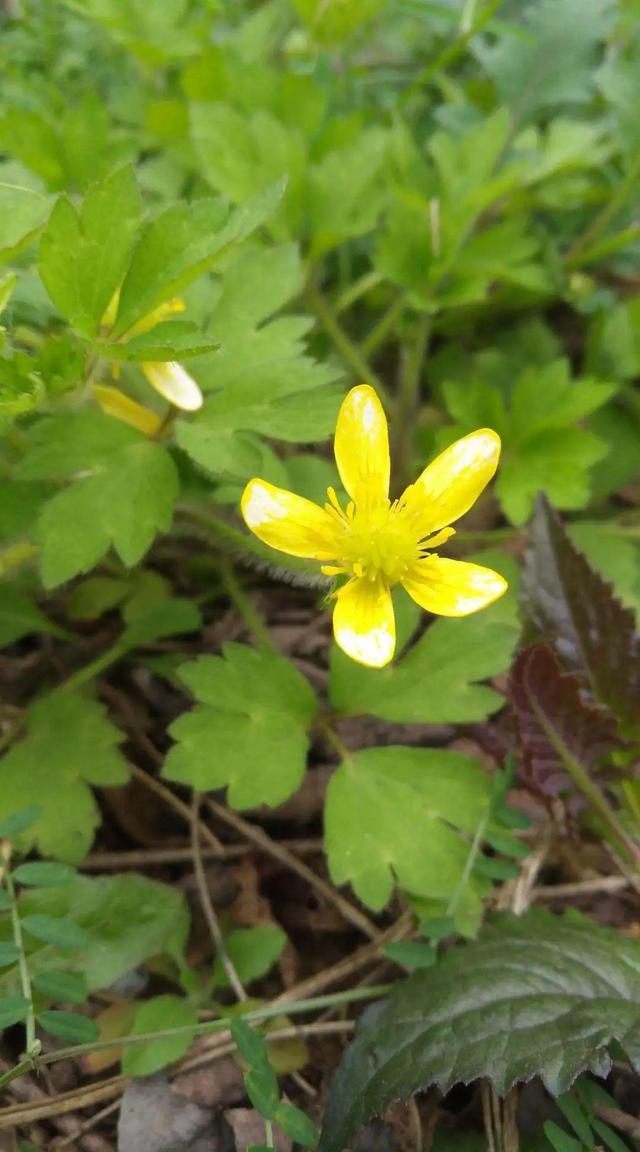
0,693,127,863
569,523,640,623
39,165,141,336
36,439,178,587
330,608,518,724
13,862,75,888
0,181,52,262
0,995,31,1029
102,320,218,362
32,971,87,1004
164,644,316,809
383,941,437,970
37,1010,99,1043
325,747,492,910
176,244,341,477
319,910,640,1152
122,995,198,1077
509,643,618,803
523,496,640,738
112,183,284,337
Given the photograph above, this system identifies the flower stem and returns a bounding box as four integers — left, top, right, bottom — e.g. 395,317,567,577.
305,281,392,408
3,846,38,1061
219,561,274,650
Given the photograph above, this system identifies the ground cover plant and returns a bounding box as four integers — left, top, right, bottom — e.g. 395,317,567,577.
0,0,640,1149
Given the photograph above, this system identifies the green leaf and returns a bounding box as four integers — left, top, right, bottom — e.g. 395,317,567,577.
318,910,640,1152
383,941,437,971
22,914,89,950
36,438,178,587
176,244,341,477
122,995,198,1077
569,523,640,623
32,971,87,1004
475,0,616,120
66,576,130,621
112,183,284,338
119,598,201,649
0,585,56,648
0,807,43,839
16,411,138,482
3,874,189,992
275,1100,320,1147
0,943,21,967
101,321,218,362
0,996,31,1030
37,1010,99,1043
164,644,317,809
231,1017,270,1067
291,0,388,44
13,863,75,888
309,130,387,257
330,608,518,724
0,181,52,262
523,496,640,738
212,924,287,989
325,747,492,910
39,165,141,337
0,693,127,863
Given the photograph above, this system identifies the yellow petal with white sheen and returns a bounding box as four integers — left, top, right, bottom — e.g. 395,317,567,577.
93,385,162,437
333,577,395,668
405,429,501,534
241,479,339,560
403,556,507,617
334,385,390,506
142,361,203,411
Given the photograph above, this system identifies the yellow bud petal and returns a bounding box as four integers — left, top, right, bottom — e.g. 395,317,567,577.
142,361,203,411
93,385,163,437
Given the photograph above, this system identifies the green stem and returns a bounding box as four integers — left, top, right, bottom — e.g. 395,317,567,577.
219,561,275,649
265,1119,274,1148
361,295,406,360
15,983,392,1077
335,270,383,315
176,503,328,588
4,856,38,1060
531,698,640,869
394,314,430,488
566,147,640,264
305,281,392,407
57,642,127,696
401,0,505,105
447,813,489,918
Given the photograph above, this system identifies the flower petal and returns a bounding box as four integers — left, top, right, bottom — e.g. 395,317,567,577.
241,479,339,559
405,429,501,534
334,385,390,505
93,385,162,437
403,556,507,617
333,578,395,668
142,361,203,411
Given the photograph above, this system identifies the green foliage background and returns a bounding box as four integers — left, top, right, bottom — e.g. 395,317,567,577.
0,0,639,1126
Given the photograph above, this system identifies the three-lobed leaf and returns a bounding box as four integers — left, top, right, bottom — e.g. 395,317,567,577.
164,644,317,809
325,746,492,910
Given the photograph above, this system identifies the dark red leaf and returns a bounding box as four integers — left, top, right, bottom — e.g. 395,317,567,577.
509,643,618,803
523,494,640,738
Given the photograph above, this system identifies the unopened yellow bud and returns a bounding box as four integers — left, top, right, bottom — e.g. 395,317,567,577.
93,384,163,437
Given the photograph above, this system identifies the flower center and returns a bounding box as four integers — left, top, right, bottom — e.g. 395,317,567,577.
323,489,424,585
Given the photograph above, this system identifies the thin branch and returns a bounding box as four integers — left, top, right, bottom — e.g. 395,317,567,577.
190,793,247,1002
206,796,378,940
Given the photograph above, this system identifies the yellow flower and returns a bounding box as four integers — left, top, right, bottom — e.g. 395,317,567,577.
140,361,203,412
99,293,203,420
241,385,507,669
